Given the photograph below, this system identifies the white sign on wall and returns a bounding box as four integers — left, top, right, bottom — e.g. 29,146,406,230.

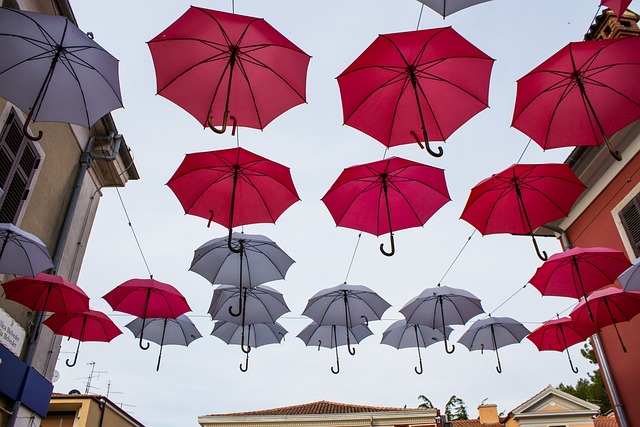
0,307,26,357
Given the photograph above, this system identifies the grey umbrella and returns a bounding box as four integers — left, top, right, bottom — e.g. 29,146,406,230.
302,283,390,356
416,0,493,18
190,232,294,318
381,320,453,375
0,223,53,276
125,315,202,371
297,321,373,374
458,316,530,373
0,8,123,140
211,320,287,372
617,257,640,292
399,285,484,354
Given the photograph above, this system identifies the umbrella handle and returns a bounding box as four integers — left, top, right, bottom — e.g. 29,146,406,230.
207,210,214,228
567,349,579,374
361,315,369,326
331,348,340,374
530,233,548,261
65,340,81,367
240,353,249,372
410,130,443,158
603,133,622,161
380,233,395,257
208,111,237,134
443,335,455,354
228,230,243,253
23,109,43,141
414,346,424,375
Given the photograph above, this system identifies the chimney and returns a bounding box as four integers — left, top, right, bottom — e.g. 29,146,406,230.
478,404,499,424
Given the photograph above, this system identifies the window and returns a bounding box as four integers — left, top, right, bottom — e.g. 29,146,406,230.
0,110,41,224
619,193,640,258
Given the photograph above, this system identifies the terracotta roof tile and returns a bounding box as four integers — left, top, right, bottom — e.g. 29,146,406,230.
208,401,419,417
452,420,502,427
594,416,619,427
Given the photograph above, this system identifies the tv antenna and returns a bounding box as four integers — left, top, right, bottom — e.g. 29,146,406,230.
83,362,107,394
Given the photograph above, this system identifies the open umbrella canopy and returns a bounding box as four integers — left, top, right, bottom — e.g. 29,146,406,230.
322,156,450,256
190,232,295,287
147,6,310,133
381,319,452,374
460,163,586,260
44,309,122,367
617,257,640,292
0,8,123,140
526,316,595,373
1,273,89,315
458,316,530,373
0,223,54,277
601,0,632,17
167,147,300,236
512,36,640,160
416,0,493,18
208,284,290,325
126,315,202,371
337,26,493,157
569,286,640,353
529,246,631,321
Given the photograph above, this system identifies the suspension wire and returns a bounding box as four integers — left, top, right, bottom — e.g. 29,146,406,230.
516,138,532,164
344,232,363,283
485,283,528,317
98,143,153,278
437,229,476,285
416,4,424,30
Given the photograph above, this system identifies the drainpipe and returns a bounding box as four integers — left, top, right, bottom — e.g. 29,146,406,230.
98,397,106,427
542,224,629,426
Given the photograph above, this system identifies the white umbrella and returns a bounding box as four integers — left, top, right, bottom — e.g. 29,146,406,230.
617,257,640,292
0,223,54,276
416,0,493,18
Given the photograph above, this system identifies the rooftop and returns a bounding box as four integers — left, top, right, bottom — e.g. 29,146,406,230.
207,400,419,417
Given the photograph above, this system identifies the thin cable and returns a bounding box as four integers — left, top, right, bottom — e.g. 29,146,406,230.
516,138,532,164
486,283,528,317
416,4,424,30
437,229,476,285
344,232,362,283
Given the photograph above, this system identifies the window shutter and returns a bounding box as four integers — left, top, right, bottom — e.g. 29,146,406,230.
620,195,640,257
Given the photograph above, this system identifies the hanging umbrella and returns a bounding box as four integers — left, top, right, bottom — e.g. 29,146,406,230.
617,257,640,292
381,319,452,375
458,316,530,373
512,36,640,161
297,322,372,374
190,232,294,316
167,147,300,252
526,316,596,373
569,286,640,353
211,320,287,372
416,0,493,18
601,0,632,17
0,8,123,141
529,247,631,321
0,223,54,276
125,315,202,371
43,309,122,368
1,273,89,315
147,6,310,134
399,285,484,354
208,285,290,325
102,277,191,350
321,156,450,256
460,163,586,261
302,283,390,355
337,26,493,157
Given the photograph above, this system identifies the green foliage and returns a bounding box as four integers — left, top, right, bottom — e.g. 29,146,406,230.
445,395,469,420
557,343,611,413
417,395,434,409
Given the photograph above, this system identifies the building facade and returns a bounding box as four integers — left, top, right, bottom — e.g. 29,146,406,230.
41,393,145,427
0,1,138,426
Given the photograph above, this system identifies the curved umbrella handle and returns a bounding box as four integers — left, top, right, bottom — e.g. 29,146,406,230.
347,341,356,355
531,233,548,261
360,315,369,326
208,110,230,134
241,324,252,354
438,297,455,354
495,346,503,374
414,346,424,375
139,337,150,350
567,349,579,374
23,109,43,141
228,229,244,254
331,346,340,374
603,134,622,161
240,353,249,372
443,335,455,354
65,339,82,367
380,233,395,257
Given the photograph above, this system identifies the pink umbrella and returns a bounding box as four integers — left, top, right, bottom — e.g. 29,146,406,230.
1,273,89,315
530,247,631,321
570,286,640,353
102,277,191,350
601,0,632,17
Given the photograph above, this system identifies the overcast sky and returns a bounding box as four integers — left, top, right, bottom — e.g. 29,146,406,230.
50,1,638,426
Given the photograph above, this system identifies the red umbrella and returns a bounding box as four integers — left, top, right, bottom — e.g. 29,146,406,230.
44,309,122,367
601,0,632,17
530,247,631,320
570,286,640,353
321,156,450,256
460,163,586,260
148,6,310,134
1,273,89,315
167,147,299,252
102,277,191,349
526,316,596,373
337,26,493,157
512,36,640,161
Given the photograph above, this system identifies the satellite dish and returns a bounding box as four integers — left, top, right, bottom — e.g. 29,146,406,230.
52,370,60,383
69,389,81,395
